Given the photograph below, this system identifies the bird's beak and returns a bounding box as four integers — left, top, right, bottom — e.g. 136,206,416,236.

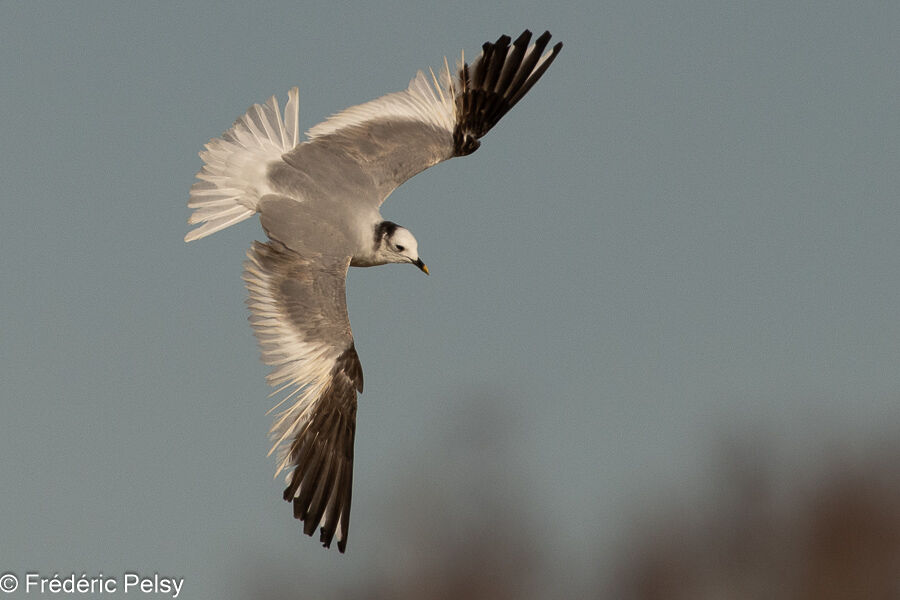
414,258,429,275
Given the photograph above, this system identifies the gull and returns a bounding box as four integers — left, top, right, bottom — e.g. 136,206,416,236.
186,30,562,552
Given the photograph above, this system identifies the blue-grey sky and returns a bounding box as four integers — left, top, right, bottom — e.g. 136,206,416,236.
2,1,898,597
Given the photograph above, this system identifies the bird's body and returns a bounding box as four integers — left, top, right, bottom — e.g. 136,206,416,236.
186,30,562,552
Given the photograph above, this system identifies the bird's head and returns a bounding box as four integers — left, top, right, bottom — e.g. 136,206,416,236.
375,221,429,274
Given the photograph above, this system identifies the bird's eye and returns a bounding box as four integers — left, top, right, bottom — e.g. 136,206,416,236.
396,245,405,252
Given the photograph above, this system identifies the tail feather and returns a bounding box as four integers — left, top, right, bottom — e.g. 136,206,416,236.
185,88,301,242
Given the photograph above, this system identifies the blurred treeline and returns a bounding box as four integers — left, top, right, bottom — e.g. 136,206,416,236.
236,406,900,599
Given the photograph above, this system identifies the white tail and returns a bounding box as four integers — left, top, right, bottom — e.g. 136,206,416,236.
185,87,301,242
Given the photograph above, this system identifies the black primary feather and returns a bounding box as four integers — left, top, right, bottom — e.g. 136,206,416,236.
281,344,362,552
453,30,563,156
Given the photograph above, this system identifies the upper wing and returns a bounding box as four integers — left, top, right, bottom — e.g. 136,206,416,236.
186,30,562,241
268,29,563,209
243,240,362,552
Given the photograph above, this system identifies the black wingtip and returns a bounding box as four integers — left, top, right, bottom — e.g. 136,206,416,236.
453,29,563,156
320,525,347,553
278,343,360,554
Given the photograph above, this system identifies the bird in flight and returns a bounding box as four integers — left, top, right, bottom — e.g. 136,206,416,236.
186,30,562,552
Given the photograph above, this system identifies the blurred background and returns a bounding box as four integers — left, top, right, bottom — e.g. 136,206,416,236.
2,1,899,598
